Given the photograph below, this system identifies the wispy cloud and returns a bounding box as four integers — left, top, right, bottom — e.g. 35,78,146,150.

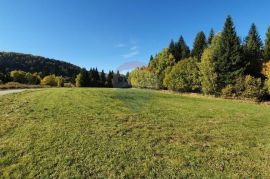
130,46,138,50
121,51,139,58
115,43,126,48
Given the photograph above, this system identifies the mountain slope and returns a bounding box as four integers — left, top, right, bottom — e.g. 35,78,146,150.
0,52,81,77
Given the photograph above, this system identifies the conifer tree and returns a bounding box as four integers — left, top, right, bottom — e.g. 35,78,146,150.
216,16,243,88
76,68,90,87
208,28,215,46
175,36,190,62
100,70,106,87
106,71,114,88
264,26,270,61
168,40,176,58
150,55,154,62
191,31,207,60
243,23,263,77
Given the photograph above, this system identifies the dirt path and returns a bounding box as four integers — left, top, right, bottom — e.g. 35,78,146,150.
0,89,25,96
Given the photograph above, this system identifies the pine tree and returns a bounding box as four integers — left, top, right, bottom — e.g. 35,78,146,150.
264,26,270,61
216,16,243,88
191,31,207,60
106,71,114,88
208,28,215,46
150,55,154,62
76,68,90,87
243,23,263,77
88,68,94,87
100,70,106,87
175,36,190,62
93,68,100,87
168,40,176,57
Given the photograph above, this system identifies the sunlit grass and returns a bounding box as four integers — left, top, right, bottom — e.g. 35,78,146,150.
0,88,269,177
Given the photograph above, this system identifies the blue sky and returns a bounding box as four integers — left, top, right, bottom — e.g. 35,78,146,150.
0,0,269,72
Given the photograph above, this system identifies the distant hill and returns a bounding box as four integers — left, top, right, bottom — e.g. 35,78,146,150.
0,52,81,77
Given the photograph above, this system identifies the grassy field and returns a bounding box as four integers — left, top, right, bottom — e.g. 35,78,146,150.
0,88,270,178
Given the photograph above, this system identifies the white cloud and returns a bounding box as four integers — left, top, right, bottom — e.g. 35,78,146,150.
121,51,139,58
115,43,125,48
130,46,138,50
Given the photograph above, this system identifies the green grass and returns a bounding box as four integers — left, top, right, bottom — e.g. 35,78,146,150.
0,88,270,178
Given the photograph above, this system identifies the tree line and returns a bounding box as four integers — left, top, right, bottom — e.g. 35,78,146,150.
1,68,130,88
75,68,130,88
129,16,270,101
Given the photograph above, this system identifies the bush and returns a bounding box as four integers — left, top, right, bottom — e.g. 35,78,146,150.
222,75,265,101
10,70,41,85
56,76,65,87
10,70,27,84
129,67,159,89
262,60,270,93
41,75,58,86
241,75,264,100
221,84,235,98
164,58,201,92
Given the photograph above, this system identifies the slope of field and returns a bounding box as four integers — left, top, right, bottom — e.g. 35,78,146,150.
0,88,269,178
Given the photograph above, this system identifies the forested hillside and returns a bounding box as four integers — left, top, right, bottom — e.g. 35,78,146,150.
0,52,81,77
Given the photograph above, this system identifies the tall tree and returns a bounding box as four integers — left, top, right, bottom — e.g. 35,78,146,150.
208,28,215,46
106,71,114,88
175,36,190,62
168,40,176,58
150,55,154,62
76,68,90,87
243,23,263,77
100,70,106,87
264,26,270,61
191,31,207,60
216,16,243,88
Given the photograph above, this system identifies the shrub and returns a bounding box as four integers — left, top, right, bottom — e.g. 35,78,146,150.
10,70,27,84
221,85,235,98
41,75,58,86
56,76,65,87
223,75,265,100
262,60,270,93
164,58,201,92
241,75,265,100
129,67,159,89
25,72,41,85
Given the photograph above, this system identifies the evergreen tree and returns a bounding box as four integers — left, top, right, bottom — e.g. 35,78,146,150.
216,16,243,88
208,28,215,46
191,31,207,60
100,70,106,87
93,68,100,86
76,68,90,87
175,36,190,62
106,71,114,88
88,68,95,87
243,23,263,77
168,40,176,58
264,26,270,61
150,55,154,62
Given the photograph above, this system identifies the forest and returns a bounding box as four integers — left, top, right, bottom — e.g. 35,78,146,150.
0,52,81,80
129,16,270,101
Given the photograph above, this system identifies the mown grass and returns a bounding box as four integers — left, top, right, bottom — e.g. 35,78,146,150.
0,88,270,178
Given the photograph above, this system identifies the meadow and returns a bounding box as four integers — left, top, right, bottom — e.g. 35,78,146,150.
0,88,269,178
